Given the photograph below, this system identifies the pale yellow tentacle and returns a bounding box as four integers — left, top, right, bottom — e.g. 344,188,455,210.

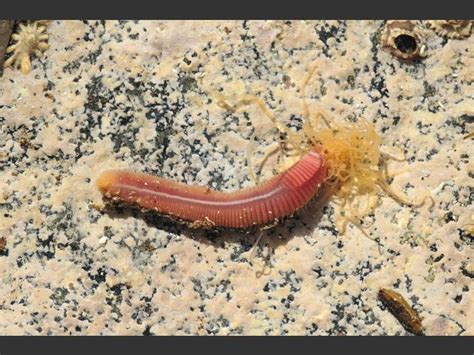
301,63,332,130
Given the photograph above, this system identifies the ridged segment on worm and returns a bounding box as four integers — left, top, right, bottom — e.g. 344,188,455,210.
97,149,327,229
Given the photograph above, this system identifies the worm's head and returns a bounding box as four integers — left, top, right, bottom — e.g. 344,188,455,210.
305,118,383,201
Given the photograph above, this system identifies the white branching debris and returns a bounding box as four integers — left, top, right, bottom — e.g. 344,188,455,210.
427,20,473,39
4,21,50,74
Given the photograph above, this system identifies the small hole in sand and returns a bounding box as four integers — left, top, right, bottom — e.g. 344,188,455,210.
394,34,417,54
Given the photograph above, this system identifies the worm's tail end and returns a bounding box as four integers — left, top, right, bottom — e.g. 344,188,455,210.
96,170,119,195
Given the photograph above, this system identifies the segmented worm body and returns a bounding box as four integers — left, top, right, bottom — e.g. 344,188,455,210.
97,149,327,229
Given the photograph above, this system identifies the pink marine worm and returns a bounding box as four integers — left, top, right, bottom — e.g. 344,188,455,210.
96,148,327,229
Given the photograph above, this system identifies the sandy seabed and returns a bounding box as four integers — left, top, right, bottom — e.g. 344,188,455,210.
0,20,472,335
